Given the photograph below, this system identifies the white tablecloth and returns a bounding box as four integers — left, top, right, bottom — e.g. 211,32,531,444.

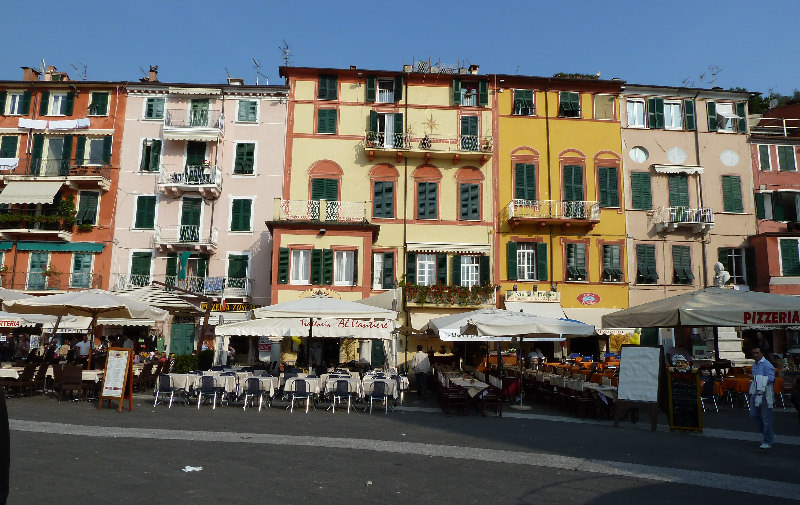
449,378,489,398
284,377,321,395
242,376,278,397
0,367,24,379
324,377,362,397
280,372,311,387
363,379,398,399
45,366,103,383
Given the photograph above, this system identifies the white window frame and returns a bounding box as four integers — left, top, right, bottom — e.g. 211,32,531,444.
132,194,158,230
376,113,397,148
778,145,798,172
232,141,257,176
763,192,774,220
86,137,106,165
376,79,395,103
226,251,251,280
49,92,68,116
759,144,772,171
228,195,255,233
460,83,478,107
70,252,95,288
236,99,259,123
6,92,24,115
626,99,645,128
334,250,355,287
142,97,165,121
87,92,109,116
716,102,736,132
727,248,747,286
663,100,683,130
460,256,480,288
517,243,537,281
290,249,311,285
77,190,101,226
594,94,615,121
416,253,436,286
372,253,384,290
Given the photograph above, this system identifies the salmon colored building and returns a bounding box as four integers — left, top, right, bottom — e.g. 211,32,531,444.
0,66,124,293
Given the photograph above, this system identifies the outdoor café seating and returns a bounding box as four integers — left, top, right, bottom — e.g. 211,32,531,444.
242,377,268,411
197,375,221,409
155,374,188,408
288,379,313,413
367,380,389,415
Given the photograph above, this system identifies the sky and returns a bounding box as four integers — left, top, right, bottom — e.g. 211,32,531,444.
1,0,798,96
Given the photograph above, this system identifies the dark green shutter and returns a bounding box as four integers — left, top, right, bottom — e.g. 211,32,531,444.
736,102,747,133
394,75,403,101
39,91,49,115
322,249,333,285
745,247,757,288
365,76,376,102
318,109,336,134
759,145,771,170
77,192,99,225
668,174,689,207
311,249,323,285
479,256,490,284
21,92,31,114
436,254,447,285
478,80,488,106
31,134,44,174
228,255,248,279
234,143,254,174
563,165,583,202
755,193,765,219
393,113,404,147
277,248,289,284
382,252,394,289
706,101,717,132
165,254,177,277
507,242,517,280
65,92,74,115
780,240,800,276
778,146,796,172
231,199,251,232
773,193,785,222
653,98,665,129
368,109,378,135
406,253,416,284
75,135,86,164
717,248,729,271
536,242,548,281
722,176,743,213
684,99,696,130
102,136,112,164
149,139,161,171
352,250,358,286
598,166,618,207
0,136,18,157
130,252,152,277
0,91,5,115
60,134,73,171
452,78,461,104
135,195,156,229
318,75,337,100
515,163,536,200
451,255,461,285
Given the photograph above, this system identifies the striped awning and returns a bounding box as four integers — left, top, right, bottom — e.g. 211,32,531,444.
116,285,202,314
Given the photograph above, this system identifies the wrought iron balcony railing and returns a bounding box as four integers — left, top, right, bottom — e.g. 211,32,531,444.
15,158,112,180
154,225,218,247
113,274,252,297
164,109,224,129
0,271,102,291
158,166,222,196
653,206,714,232
364,132,493,154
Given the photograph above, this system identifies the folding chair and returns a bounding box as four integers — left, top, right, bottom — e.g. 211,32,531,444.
368,381,389,415
197,375,219,409
154,374,186,408
243,377,267,411
288,379,312,413
331,379,353,413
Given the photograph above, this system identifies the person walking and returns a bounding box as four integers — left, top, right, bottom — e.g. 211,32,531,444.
749,346,775,449
410,345,430,400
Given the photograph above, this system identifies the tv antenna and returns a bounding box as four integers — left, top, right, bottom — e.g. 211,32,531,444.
39,58,46,75
71,62,88,80
252,58,268,85
279,40,291,67
708,65,723,87
224,67,231,79
138,66,148,79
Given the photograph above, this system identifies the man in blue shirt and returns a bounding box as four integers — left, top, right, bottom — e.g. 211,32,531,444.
749,347,775,449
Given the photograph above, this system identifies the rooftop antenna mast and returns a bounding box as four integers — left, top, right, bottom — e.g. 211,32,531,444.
252,58,268,85
279,40,291,67
71,61,88,80
708,65,723,87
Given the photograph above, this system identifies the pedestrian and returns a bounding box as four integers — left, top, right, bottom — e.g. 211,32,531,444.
410,345,430,400
754,332,772,361
749,346,775,449
74,335,92,366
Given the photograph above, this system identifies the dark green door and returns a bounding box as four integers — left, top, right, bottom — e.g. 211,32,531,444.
28,252,49,290
186,141,206,182
190,99,209,127
370,339,386,367
180,197,201,242
460,116,478,151
170,323,196,356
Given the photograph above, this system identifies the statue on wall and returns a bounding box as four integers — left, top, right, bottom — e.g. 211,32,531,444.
713,262,731,287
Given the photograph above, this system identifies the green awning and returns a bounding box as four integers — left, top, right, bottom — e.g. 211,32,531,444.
0,242,12,251
16,241,104,253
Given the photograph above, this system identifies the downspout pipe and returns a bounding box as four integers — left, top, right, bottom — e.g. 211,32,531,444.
545,80,555,286
691,90,708,287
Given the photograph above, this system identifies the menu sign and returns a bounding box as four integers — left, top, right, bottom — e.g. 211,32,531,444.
666,371,702,431
99,347,133,412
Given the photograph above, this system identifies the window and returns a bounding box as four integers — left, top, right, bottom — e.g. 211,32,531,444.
780,239,800,276
71,253,93,288
45,92,72,116
230,198,252,232
0,136,18,158
594,95,614,120
5,92,29,115
368,111,404,148
376,79,395,103
460,256,480,288
562,164,585,218
778,146,797,172
559,92,580,118
334,250,355,286
507,241,547,281
237,100,258,122
721,175,743,213
76,191,99,225
709,102,746,133
716,102,736,132
452,79,488,107
597,166,619,207
668,174,689,208
372,252,394,290
228,254,249,284
647,97,665,129
373,180,394,218
602,244,623,282
317,108,337,134
311,178,338,201
459,82,477,106
88,92,109,116
684,99,696,130
234,143,255,174
82,136,111,165
672,246,694,284
460,115,479,151
290,249,311,285
27,252,49,290
664,101,682,129
144,97,165,119
417,181,437,219
771,192,799,222
318,75,337,100
636,245,658,284
718,248,750,286
134,195,156,229
513,90,534,115
130,252,152,286
758,145,772,171
517,243,537,281
459,183,480,221
631,172,653,210
514,163,536,200
366,76,403,103
416,254,436,286
627,99,644,127
565,243,587,281
139,139,161,172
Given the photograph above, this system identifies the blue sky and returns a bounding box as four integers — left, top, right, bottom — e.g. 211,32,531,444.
2,0,797,95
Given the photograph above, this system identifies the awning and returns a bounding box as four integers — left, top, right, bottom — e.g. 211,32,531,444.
505,301,566,319
0,158,19,171
406,242,491,254
563,308,633,335
16,241,104,252
211,311,249,325
0,242,12,251
653,164,704,175
0,181,63,205
97,318,156,327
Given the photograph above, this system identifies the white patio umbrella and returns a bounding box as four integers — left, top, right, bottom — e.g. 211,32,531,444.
0,288,32,302
425,308,595,341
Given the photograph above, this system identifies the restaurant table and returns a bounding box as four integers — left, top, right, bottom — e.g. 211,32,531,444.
362,378,398,399
0,367,24,379
279,372,311,387
448,378,489,398
324,377,362,397
583,382,618,402
45,367,103,382
284,377,321,395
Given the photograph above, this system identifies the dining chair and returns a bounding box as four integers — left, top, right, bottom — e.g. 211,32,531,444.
368,381,389,415
243,377,267,411
331,379,353,413
154,374,186,408
197,375,219,409
289,379,312,413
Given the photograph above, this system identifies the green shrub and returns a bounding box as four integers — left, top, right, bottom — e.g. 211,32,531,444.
172,354,198,374
197,349,214,371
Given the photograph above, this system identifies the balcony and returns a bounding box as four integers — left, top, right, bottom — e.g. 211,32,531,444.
0,210,73,241
750,116,800,137
113,274,252,298
504,199,600,229
2,158,111,191
158,165,222,199
404,283,497,308
1,271,102,292
153,225,218,252
162,109,224,142
276,199,369,223
364,132,493,164
653,206,714,233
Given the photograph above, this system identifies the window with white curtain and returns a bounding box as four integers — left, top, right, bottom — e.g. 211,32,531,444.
461,256,480,287
416,254,436,286
627,99,644,127
716,102,736,132
372,253,384,290
290,249,310,285
664,101,683,129
334,250,355,286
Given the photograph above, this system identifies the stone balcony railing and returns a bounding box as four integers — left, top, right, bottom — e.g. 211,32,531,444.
275,198,369,223
653,206,714,233
505,199,600,225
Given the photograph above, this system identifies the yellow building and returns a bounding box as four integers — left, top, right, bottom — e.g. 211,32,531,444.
495,75,628,355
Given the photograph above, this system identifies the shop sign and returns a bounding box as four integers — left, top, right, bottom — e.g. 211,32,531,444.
258,336,272,352
743,310,800,325
200,302,259,312
301,318,392,330
577,292,600,305
505,290,561,302
0,319,21,328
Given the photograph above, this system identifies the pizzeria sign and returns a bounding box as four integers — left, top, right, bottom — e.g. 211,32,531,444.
743,310,800,325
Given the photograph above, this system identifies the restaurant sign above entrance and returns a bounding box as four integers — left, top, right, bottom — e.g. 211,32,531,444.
200,302,260,312
743,310,800,325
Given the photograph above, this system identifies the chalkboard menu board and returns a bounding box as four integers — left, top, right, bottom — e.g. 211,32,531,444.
667,371,702,431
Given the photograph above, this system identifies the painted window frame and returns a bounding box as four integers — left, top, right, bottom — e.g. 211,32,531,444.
317,108,337,134
237,99,259,123
143,97,165,120
416,253,437,286
779,239,800,276
558,91,581,118
512,89,535,116
758,144,772,171
76,190,100,226
564,242,588,282
663,100,683,130
594,94,615,121
70,252,94,288
233,142,257,175
333,249,356,287
778,145,797,172
289,248,312,285
626,98,645,128
6,91,25,115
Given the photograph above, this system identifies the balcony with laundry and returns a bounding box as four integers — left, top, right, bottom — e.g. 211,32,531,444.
503,199,601,229
652,206,714,233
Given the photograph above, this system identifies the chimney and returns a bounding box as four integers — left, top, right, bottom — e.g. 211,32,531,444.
43,66,68,82
468,64,480,75
148,65,159,83
21,67,41,81
227,77,244,86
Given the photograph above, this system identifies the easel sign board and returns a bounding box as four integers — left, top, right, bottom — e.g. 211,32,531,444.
667,371,703,431
99,347,133,412
617,346,661,403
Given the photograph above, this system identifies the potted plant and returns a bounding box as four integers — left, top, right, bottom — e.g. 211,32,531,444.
77,223,93,232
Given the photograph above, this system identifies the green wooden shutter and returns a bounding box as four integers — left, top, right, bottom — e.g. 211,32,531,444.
536,242,548,281
368,109,378,135
436,254,447,285
277,248,289,284
60,134,73,171
365,76,376,102
630,173,649,209
65,92,75,115
773,193,785,221
451,255,461,285
653,98,664,129
507,242,517,280
452,78,461,104
478,80,489,106
322,249,333,285
515,163,536,200
102,136,112,164
227,255,248,279
758,145,771,170
311,249,323,285
684,99,696,130
393,113,404,148
778,146,796,172
598,166,618,207
165,254,177,278
706,101,717,132
668,174,689,207
21,92,31,114
352,250,358,286
0,91,5,115
755,193,765,219
230,199,250,232
39,91,49,115
234,143,254,174
717,247,730,273
736,102,747,133
469,184,479,220
30,134,44,174
319,75,337,100
479,256,490,284
406,253,416,284
149,139,161,171
460,184,470,220
75,135,86,164
130,252,152,277
722,176,743,213
77,192,99,225
563,165,583,202
394,75,403,101
745,247,757,288
135,195,156,229
382,252,394,289
780,240,800,276
0,136,18,157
